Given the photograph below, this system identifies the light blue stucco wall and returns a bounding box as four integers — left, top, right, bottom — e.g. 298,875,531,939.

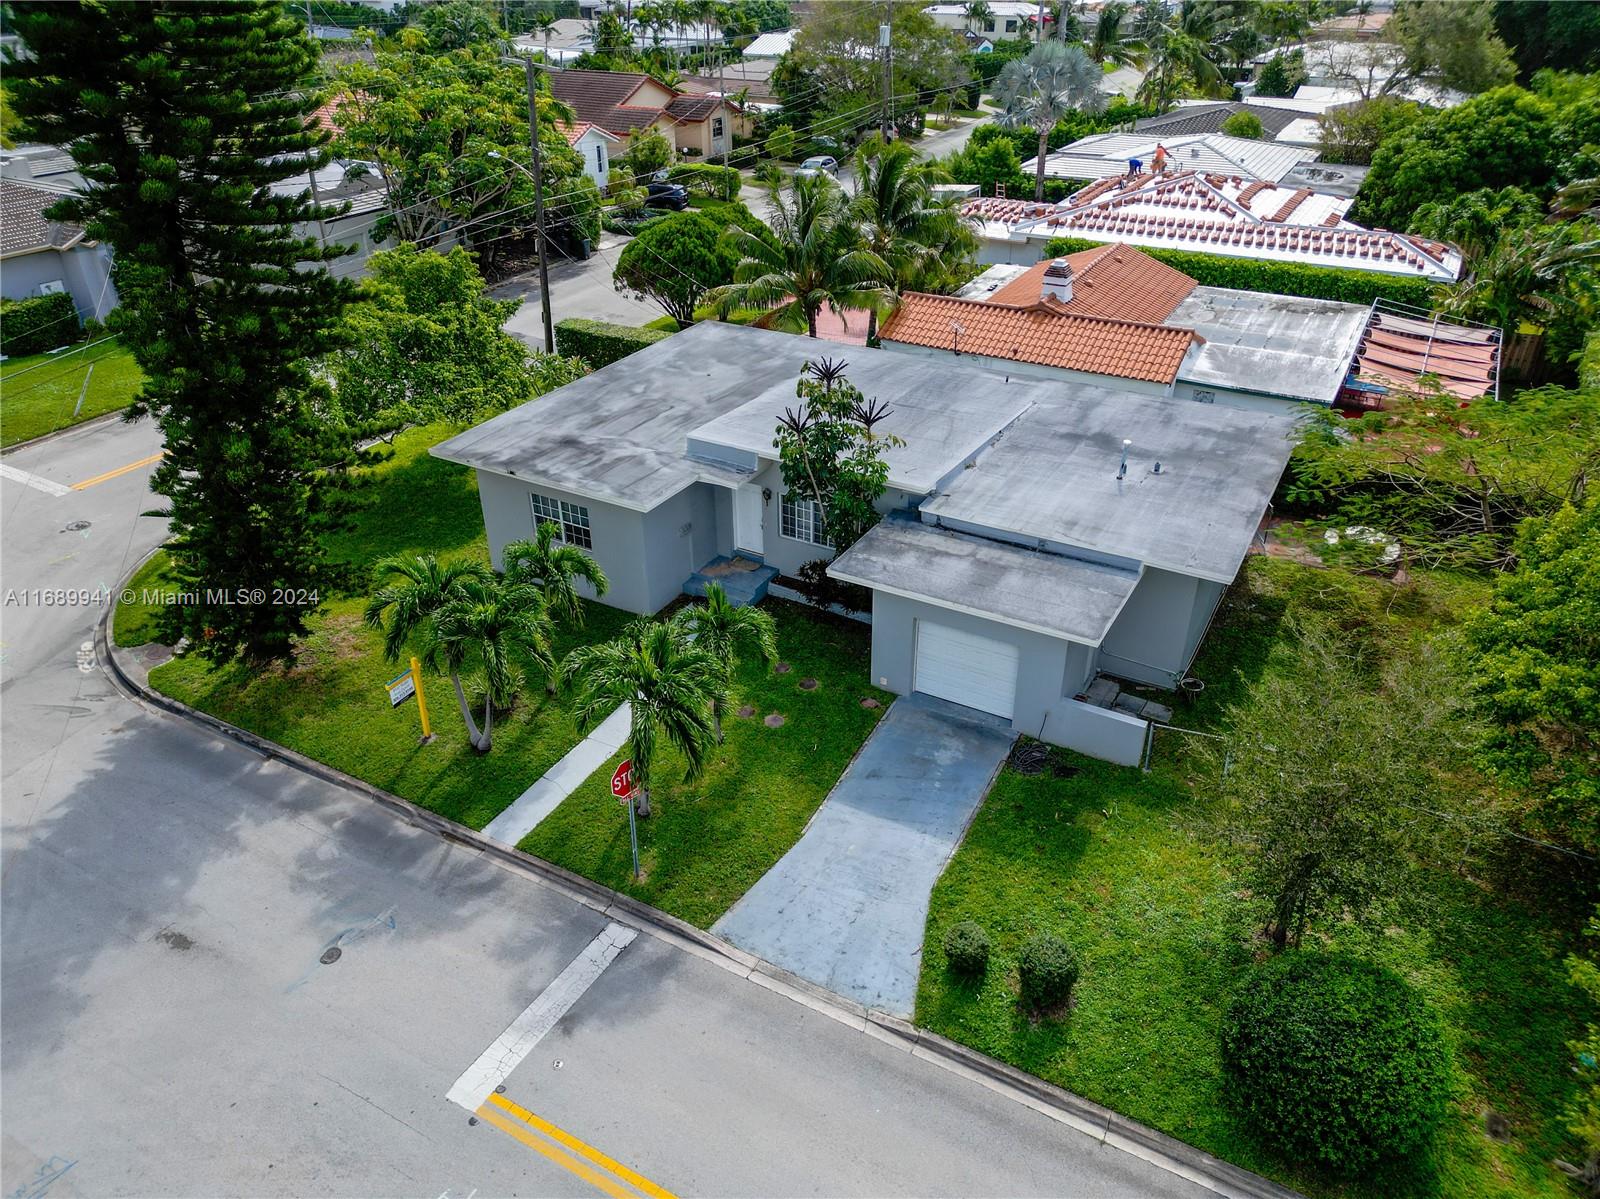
1,245,118,324
1096,567,1225,686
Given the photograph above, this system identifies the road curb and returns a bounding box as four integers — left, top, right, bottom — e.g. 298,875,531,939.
96,602,1303,1199
1,408,131,456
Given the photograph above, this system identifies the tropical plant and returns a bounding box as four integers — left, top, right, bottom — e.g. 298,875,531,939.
993,40,1106,201
1086,2,1145,70
1135,0,1231,110
502,520,610,631
1440,222,1600,337
561,620,720,816
671,582,777,741
433,577,557,752
964,0,994,36
1219,110,1263,139
712,172,889,337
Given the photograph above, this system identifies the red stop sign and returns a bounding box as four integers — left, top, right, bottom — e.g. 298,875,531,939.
611,759,634,800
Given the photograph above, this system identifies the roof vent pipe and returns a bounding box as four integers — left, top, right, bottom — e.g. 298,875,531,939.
1153,460,1162,474
1117,438,1131,480
1042,258,1073,304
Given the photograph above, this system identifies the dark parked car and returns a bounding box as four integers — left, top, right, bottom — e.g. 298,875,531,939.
644,180,690,210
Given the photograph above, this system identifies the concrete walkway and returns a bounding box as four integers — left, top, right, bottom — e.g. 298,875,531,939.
714,693,1016,1015
482,703,631,846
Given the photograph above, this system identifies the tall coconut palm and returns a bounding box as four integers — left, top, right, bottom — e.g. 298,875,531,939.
562,620,719,817
432,577,556,753
1136,1,1230,110
712,172,890,338
1087,2,1145,68
993,40,1106,202
502,520,609,634
364,554,493,743
671,582,777,741
964,0,994,35
527,9,557,63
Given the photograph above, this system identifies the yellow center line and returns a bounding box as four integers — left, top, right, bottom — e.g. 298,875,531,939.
70,451,163,491
475,1105,639,1199
481,1093,679,1199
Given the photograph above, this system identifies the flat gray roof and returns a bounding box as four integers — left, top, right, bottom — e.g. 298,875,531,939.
829,517,1141,644
921,392,1300,583
1169,286,1368,404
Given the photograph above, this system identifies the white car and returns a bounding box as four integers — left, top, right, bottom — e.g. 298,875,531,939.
794,155,839,179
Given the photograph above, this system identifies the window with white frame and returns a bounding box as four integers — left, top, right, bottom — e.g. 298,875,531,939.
531,492,593,549
780,495,829,547
711,116,724,138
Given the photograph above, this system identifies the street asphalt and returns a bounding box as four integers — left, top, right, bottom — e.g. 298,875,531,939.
2,389,1224,1195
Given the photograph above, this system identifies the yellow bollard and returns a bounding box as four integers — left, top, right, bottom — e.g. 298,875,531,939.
410,656,433,742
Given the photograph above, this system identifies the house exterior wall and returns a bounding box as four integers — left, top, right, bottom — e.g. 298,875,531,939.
574,128,614,189
1171,378,1323,413
640,482,722,612
2,244,119,323
738,460,919,579
976,233,1045,265
878,339,1176,397
1096,566,1224,686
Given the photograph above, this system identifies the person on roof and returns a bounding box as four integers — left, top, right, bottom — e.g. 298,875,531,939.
1152,143,1169,174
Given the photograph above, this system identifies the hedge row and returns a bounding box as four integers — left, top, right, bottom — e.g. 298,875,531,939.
666,163,742,202
554,318,674,369
1042,235,1438,309
0,291,80,357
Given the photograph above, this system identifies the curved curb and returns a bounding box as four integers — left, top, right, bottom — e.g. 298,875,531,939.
95,600,1302,1199
1,408,129,456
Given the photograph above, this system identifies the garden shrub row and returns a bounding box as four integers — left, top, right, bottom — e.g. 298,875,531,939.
553,318,674,369
1042,235,1437,308
0,291,80,357
666,162,742,202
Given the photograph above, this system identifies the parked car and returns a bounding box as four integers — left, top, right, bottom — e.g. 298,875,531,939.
794,155,839,179
643,180,690,210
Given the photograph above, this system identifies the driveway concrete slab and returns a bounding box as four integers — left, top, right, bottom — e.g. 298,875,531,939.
714,693,1016,1015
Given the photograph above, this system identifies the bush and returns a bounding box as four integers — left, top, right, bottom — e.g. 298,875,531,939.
666,162,741,201
0,291,80,357
1017,931,1079,1011
942,921,991,979
1220,111,1264,139
1221,952,1452,1173
793,557,871,613
765,124,799,162
1042,235,1436,308
553,318,674,369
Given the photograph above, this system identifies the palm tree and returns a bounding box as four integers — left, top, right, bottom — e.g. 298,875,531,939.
993,40,1106,202
671,582,777,741
433,577,556,753
502,520,609,633
1441,226,1600,338
562,621,719,817
1136,1,1230,110
364,554,493,743
1087,2,1145,68
964,0,994,36
712,172,890,338
527,9,557,64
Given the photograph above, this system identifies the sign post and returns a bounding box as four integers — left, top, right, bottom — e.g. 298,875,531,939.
611,759,640,881
386,659,433,744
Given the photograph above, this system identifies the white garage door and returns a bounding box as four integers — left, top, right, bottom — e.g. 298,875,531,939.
913,620,1019,720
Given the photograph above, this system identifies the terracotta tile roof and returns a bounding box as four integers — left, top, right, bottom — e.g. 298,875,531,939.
555,120,619,146
664,94,721,122
986,243,1197,323
547,69,722,137
880,292,1200,384
1351,305,1500,401
0,179,84,256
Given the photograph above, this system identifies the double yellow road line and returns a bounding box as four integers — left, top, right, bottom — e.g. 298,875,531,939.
70,451,163,491
475,1091,678,1199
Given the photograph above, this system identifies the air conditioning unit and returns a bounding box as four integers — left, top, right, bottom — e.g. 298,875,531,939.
37,279,66,296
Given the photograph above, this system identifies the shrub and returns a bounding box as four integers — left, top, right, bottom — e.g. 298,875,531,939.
553,318,673,369
666,162,742,201
765,123,799,162
1043,235,1437,308
1017,931,1079,1011
0,291,80,357
1220,111,1264,139
942,921,991,978
792,558,871,613
1221,952,1452,1173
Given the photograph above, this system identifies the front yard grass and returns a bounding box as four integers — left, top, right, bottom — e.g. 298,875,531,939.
917,556,1589,1199
520,599,890,928
1,339,145,447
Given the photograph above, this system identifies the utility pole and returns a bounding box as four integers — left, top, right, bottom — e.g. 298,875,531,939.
879,1,892,141
522,55,555,355
304,0,328,248
1037,0,1047,44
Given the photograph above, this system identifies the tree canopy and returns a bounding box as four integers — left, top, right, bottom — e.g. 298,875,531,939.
612,205,771,325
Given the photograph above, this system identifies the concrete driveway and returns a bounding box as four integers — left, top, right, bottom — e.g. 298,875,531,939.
714,693,1016,1015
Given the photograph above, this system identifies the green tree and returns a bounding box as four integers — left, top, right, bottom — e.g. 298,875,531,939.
964,0,994,36
1385,0,1516,97
713,173,888,338
993,40,1106,201
502,520,610,630
1463,496,1600,852
613,210,744,325
1136,0,1232,111
1219,110,1263,139
433,577,557,752
1251,47,1305,98
671,582,778,741
1087,2,1145,69
1409,186,1546,260
562,620,720,817
415,0,505,50
1564,907,1600,1190
1493,0,1600,79
1314,95,1424,166
7,0,356,664
622,127,674,180
1441,222,1600,341
764,124,799,162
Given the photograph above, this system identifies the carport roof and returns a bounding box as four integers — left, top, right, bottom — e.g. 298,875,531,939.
829,517,1141,645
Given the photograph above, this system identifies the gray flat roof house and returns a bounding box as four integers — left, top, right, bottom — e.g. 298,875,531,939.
433,323,1299,765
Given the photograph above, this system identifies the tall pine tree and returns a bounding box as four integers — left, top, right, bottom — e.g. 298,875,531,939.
6,1,357,662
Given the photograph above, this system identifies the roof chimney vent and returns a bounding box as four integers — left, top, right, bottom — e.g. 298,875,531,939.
1042,258,1074,304
1117,438,1131,480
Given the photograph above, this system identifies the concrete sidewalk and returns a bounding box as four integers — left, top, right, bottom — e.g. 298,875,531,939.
715,693,1016,1015
482,702,631,846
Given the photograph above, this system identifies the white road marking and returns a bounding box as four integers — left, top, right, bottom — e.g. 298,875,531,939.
446,922,637,1111
0,463,71,497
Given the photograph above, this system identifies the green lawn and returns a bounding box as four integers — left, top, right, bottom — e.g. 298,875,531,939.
521,599,890,927
113,552,183,648
1,339,144,447
917,556,1589,1199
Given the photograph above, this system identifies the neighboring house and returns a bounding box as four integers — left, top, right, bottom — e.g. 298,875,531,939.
1341,298,1502,407
546,69,749,159
923,1,1040,37
558,120,622,190
269,158,394,275
960,169,1461,280
434,321,1298,766
882,244,1374,412
741,29,796,58
0,176,118,323
1132,100,1326,141
1026,132,1318,186
679,58,782,105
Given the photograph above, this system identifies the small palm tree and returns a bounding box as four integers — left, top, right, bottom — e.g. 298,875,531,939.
527,10,557,62
964,0,994,35
712,172,890,338
672,583,777,741
1441,225,1600,337
433,577,556,753
502,521,609,634
1136,1,1230,111
1087,3,1145,69
994,40,1106,202
562,621,720,817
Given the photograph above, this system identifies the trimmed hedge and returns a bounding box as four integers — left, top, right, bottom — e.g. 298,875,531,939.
0,292,81,357
666,163,742,202
1042,235,1437,309
942,920,992,979
554,318,674,369
1018,931,1079,1012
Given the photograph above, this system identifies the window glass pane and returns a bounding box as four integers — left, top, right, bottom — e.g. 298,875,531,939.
560,500,592,549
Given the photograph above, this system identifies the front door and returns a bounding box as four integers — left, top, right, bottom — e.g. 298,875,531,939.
734,484,764,557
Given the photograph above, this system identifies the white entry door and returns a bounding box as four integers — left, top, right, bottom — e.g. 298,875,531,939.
734,484,764,557
913,620,1019,720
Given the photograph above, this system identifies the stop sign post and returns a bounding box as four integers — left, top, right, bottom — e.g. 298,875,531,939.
612,758,641,880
